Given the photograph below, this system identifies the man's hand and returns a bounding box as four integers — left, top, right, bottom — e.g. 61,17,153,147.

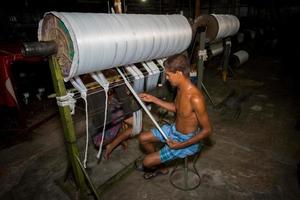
167,139,184,149
139,93,156,103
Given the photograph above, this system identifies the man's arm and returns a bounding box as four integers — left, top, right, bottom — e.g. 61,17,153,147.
167,94,212,149
139,93,176,112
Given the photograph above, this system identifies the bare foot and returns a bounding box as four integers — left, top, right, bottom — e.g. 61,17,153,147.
159,168,169,174
104,144,113,160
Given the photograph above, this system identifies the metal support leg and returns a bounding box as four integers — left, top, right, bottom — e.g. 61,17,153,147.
169,153,201,191
184,157,188,188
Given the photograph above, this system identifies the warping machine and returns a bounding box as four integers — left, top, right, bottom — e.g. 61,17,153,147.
20,11,240,197
191,14,240,82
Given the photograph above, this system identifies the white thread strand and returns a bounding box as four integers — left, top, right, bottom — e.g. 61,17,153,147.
132,110,142,136
145,61,160,90
130,65,144,93
70,77,89,168
117,68,168,141
90,72,109,159
142,62,154,91
56,93,76,114
125,66,140,92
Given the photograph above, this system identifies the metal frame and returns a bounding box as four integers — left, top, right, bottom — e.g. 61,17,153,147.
169,152,201,191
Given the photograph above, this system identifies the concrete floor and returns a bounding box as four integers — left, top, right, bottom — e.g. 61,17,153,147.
0,54,300,200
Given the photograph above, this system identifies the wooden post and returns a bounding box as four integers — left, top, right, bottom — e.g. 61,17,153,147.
195,0,201,18
221,38,232,82
114,0,122,14
48,56,86,190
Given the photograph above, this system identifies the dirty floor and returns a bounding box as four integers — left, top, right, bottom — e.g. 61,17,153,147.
0,54,300,200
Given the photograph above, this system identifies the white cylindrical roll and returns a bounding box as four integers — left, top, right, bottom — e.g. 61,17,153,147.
209,41,224,57
211,14,240,40
233,50,249,67
38,12,192,81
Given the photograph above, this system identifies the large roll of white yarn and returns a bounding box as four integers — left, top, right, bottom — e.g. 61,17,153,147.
233,50,249,66
193,14,240,42
211,14,240,40
232,50,249,68
209,40,224,57
38,12,192,81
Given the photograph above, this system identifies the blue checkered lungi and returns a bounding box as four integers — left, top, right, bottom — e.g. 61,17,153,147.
151,123,202,163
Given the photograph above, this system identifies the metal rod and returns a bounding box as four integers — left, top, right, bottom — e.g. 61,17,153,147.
201,82,215,106
117,67,169,141
184,157,188,189
75,156,101,200
70,68,165,99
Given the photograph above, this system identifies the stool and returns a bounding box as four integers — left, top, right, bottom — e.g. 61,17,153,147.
169,152,201,191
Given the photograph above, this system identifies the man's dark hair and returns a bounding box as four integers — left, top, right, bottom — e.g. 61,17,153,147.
163,54,190,77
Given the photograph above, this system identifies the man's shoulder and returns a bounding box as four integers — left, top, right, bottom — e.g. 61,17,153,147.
190,88,205,105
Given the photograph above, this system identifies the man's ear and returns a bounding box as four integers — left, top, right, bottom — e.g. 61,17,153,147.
176,71,183,76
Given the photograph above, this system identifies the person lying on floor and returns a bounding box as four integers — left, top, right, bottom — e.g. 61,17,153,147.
137,53,212,179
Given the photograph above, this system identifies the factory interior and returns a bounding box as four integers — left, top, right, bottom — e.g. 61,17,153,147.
0,0,300,199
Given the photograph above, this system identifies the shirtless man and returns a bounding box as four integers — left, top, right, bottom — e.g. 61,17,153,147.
138,54,212,179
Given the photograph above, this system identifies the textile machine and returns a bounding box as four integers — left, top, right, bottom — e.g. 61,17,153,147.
19,11,240,197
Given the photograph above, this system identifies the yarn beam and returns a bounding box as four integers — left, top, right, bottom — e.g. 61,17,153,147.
38,12,192,81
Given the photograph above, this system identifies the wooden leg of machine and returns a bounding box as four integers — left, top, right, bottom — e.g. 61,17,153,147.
221,38,232,82
48,56,86,191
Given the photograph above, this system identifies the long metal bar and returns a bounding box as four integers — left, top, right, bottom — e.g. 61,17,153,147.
201,82,215,106
75,156,101,200
117,67,169,141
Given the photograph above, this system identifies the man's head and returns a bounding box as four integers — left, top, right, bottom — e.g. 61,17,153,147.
163,54,190,86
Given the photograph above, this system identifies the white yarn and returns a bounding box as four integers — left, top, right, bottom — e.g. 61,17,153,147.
90,72,109,160
70,77,89,168
233,50,249,66
131,65,144,93
211,14,240,40
145,61,160,91
38,12,192,81
56,93,76,115
209,41,224,57
198,49,208,61
156,58,167,85
132,109,142,136
125,66,138,91
125,65,142,93
142,62,154,91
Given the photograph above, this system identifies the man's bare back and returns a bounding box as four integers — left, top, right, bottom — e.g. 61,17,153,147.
175,83,205,134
